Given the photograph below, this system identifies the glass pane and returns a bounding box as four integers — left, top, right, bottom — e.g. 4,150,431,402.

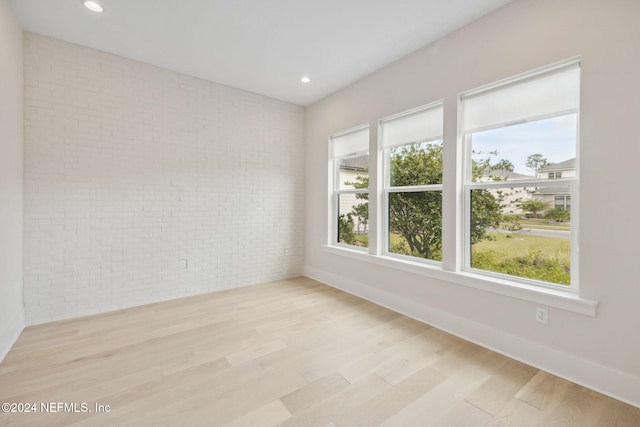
338,153,369,190
337,193,368,248
388,191,442,261
389,141,442,186
470,188,571,285
470,114,577,183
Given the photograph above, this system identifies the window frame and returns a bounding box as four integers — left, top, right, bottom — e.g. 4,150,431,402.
555,195,571,210
459,60,580,292
379,103,444,264
324,58,594,315
329,125,370,250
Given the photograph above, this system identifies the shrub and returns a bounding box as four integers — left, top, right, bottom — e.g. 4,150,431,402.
472,248,570,285
545,207,570,222
338,214,356,245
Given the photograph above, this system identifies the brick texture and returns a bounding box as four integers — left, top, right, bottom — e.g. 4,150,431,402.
23,33,305,324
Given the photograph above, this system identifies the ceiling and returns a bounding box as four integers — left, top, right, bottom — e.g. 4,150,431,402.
9,0,512,106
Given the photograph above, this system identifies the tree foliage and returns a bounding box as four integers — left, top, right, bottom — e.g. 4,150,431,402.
525,153,550,173
388,144,443,259
469,151,505,244
348,175,369,234
387,143,503,259
545,206,570,222
470,189,503,244
337,213,356,245
490,159,515,172
340,143,507,260
472,150,513,177
519,199,551,218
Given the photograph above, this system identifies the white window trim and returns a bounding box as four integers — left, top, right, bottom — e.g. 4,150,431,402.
380,102,444,264
460,60,580,292
325,58,594,316
322,244,596,316
329,125,370,250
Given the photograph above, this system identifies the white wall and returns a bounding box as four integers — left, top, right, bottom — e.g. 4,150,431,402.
0,0,24,362
23,34,305,324
305,0,640,407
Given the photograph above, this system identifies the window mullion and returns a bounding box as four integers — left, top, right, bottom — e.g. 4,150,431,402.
387,184,442,193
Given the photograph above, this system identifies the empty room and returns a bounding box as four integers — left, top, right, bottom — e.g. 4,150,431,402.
1,0,639,425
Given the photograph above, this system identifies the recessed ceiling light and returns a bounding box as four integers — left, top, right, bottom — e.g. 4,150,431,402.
300,76,311,84
83,0,104,13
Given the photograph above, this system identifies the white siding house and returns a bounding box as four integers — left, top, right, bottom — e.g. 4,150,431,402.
535,158,575,211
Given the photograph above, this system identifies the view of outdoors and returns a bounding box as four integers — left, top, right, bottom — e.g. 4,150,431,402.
336,114,576,286
469,114,576,285
387,141,443,261
337,153,369,247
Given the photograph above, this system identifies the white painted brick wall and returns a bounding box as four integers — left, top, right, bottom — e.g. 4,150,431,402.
23,33,306,325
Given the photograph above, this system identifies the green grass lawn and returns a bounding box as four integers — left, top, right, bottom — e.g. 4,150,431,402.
515,219,571,232
472,231,570,285
354,234,368,246
354,230,570,285
358,231,569,259
473,231,570,259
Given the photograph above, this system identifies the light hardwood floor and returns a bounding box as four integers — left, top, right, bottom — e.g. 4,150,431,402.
1,277,638,426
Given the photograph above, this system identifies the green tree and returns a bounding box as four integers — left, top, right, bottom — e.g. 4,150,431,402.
340,144,505,259
525,154,550,173
471,150,513,178
387,144,443,259
519,198,551,218
491,159,515,172
337,213,356,245
470,189,503,243
470,152,505,244
387,143,503,259
347,175,369,235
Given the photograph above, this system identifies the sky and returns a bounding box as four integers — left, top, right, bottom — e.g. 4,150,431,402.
471,114,577,176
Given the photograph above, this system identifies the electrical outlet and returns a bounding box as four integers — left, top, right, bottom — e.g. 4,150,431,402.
180,259,188,270
535,307,549,324
283,248,289,256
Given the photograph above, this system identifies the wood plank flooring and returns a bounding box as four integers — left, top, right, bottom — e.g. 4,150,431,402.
0,277,638,426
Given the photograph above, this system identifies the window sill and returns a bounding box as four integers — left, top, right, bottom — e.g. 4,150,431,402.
322,244,597,316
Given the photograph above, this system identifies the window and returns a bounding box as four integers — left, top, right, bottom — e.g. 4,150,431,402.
380,103,444,262
330,127,369,248
327,58,587,309
461,61,580,287
554,195,571,210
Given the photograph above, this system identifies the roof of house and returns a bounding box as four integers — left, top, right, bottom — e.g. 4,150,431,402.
340,156,369,171
535,186,571,195
537,158,576,172
481,169,534,181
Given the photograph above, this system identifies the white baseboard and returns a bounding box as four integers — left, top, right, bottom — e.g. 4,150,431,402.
304,265,640,409
0,308,25,363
